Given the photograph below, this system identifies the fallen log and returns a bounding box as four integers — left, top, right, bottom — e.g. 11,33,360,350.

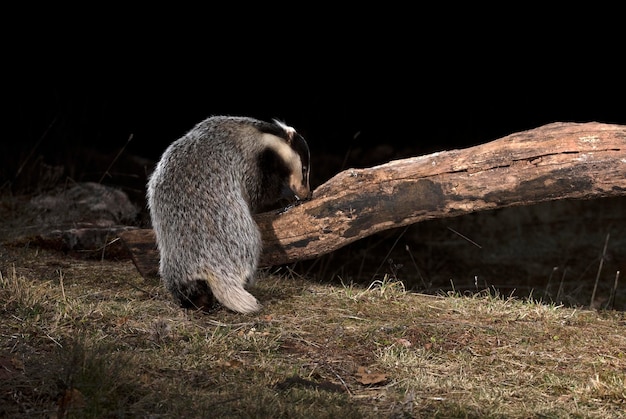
120,121,626,279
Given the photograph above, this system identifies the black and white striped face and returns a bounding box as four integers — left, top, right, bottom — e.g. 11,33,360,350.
291,134,310,199
283,127,310,201
261,120,311,201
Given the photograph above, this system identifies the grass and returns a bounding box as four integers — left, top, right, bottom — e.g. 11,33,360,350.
1,245,625,418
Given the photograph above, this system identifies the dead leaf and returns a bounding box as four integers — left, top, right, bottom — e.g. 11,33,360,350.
116,316,129,327
246,329,270,337
57,387,86,415
355,366,387,385
0,355,22,380
10,356,24,370
217,359,244,368
395,338,412,347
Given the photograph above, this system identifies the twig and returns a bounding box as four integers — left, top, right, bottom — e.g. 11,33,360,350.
590,232,610,308
320,361,352,396
58,269,67,303
204,319,257,328
76,237,122,256
99,133,133,183
340,131,361,172
405,244,428,290
556,268,567,303
45,333,63,348
605,271,620,311
101,234,114,262
544,267,559,300
14,115,58,181
372,225,410,280
125,281,158,299
447,226,483,249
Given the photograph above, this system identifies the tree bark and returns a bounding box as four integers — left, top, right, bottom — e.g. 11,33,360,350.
119,122,626,278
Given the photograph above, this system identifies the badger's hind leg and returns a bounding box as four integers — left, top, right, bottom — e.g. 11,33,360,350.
172,279,220,312
196,202,262,314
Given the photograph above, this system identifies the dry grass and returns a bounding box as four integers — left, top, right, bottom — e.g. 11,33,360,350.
1,245,625,418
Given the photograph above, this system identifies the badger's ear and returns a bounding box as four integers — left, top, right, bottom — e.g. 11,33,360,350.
272,119,296,142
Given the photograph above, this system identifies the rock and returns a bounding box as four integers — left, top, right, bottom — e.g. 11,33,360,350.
3,182,139,257
28,182,138,227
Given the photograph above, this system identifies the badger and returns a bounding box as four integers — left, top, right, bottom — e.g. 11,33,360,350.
147,116,311,314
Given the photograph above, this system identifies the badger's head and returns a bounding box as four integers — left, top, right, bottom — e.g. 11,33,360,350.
257,120,311,207
272,119,311,201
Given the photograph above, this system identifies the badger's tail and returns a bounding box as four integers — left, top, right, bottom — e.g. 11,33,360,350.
206,273,262,314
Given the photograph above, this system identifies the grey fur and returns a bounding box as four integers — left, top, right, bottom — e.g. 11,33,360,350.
147,116,310,314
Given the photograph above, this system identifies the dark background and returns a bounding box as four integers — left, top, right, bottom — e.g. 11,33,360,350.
6,63,625,191
5,7,625,192
5,11,625,191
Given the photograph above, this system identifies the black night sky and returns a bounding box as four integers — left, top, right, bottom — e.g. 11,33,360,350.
4,19,625,194
8,70,625,173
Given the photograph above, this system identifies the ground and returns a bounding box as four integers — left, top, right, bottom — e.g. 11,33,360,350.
1,142,625,417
